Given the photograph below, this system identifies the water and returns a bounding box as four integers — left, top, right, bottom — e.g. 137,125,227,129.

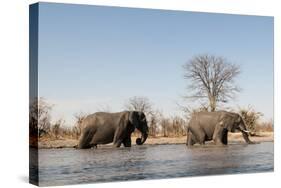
38,142,273,186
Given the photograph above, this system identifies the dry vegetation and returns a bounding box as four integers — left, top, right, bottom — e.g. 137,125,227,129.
238,106,273,135
30,97,273,149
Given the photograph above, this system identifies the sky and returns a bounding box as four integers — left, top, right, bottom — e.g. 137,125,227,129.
37,2,273,125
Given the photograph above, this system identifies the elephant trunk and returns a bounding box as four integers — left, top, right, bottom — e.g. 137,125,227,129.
136,131,148,145
239,120,254,144
238,120,250,135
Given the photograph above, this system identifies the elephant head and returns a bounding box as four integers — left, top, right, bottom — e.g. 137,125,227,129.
223,113,253,144
129,111,149,145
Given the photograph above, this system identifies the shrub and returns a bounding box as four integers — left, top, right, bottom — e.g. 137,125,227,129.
256,120,274,132
73,112,88,139
30,97,53,138
51,119,64,139
239,106,263,134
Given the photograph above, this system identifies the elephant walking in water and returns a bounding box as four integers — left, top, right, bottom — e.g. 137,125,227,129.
77,111,149,149
186,111,253,146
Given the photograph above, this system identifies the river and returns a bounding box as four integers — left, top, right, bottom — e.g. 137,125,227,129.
38,142,273,186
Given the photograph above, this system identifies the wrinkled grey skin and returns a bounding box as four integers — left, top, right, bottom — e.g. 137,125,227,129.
77,111,149,149
186,111,254,147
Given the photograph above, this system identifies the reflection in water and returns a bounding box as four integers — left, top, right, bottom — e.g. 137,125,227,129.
39,142,273,186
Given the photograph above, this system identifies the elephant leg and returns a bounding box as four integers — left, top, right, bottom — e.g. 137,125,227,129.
122,137,132,147
186,133,190,146
78,129,95,149
213,124,225,145
113,139,122,147
221,129,228,145
187,132,196,146
198,137,205,145
78,142,91,149
113,126,125,147
242,132,254,144
188,127,205,145
195,130,206,145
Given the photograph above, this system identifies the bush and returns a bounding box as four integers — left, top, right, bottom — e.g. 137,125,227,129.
158,116,186,137
51,119,64,139
73,112,88,139
256,120,274,132
30,97,53,138
239,106,263,134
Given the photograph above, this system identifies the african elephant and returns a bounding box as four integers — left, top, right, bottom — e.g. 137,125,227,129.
77,111,149,149
186,111,253,146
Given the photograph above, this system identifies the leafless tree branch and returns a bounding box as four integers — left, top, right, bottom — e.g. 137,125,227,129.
183,54,241,111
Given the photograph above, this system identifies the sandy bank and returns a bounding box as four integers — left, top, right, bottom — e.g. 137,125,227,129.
37,132,273,149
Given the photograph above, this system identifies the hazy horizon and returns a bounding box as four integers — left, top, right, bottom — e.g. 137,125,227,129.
37,3,273,125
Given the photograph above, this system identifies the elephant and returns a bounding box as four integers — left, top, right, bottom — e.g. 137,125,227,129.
186,111,253,146
77,111,149,149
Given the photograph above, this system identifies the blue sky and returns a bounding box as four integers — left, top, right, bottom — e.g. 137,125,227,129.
37,3,273,125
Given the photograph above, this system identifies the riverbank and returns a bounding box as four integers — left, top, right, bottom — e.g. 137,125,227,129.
37,132,273,149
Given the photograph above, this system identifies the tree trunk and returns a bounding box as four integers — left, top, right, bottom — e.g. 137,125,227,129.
209,97,216,112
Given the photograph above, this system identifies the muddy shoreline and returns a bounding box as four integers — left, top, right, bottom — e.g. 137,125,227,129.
37,132,273,149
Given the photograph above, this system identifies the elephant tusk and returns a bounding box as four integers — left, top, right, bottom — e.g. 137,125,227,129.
241,129,250,133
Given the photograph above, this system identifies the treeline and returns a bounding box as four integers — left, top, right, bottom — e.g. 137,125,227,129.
29,98,82,140
29,97,189,139
30,97,273,141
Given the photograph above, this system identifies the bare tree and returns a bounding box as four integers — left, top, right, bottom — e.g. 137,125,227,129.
124,96,153,115
171,116,186,136
30,97,53,137
73,112,88,139
97,104,112,112
148,110,161,137
160,118,170,137
183,54,241,112
177,102,208,121
52,119,65,139
124,96,159,136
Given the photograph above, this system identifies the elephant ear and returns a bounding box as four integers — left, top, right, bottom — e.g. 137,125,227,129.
125,111,136,132
138,111,146,121
222,114,236,132
128,111,136,124
235,116,241,123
